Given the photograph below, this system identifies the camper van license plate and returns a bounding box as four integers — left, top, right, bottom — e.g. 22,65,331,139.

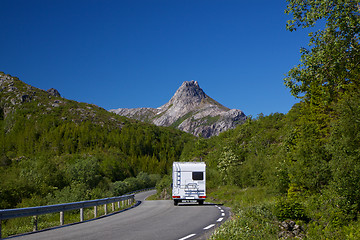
182,200,197,203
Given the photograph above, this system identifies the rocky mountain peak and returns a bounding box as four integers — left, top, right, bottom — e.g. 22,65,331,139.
158,81,205,112
159,80,207,111
175,80,206,101
110,80,246,138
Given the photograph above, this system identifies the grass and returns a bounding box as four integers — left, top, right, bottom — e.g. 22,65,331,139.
208,185,276,208
146,194,158,200
207,185,279,240
170,112,194,128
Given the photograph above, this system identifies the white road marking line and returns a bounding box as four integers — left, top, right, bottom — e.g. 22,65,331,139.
179,233,196,240
203,224,215,230
218,207,221,210
220,209,224,212
215,205,218,207
221,213,225,216
217,217,224,222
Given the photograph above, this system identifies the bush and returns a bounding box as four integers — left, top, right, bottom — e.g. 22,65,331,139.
112,172,161,196
112,181,129,196
155,175,172,200
275,200,308,222
47,182,89,204
148,174,162,187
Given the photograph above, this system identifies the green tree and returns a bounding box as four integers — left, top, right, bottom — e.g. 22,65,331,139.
284,0,360,105
328,90,360,218
67,156,102,189
217,146,240,185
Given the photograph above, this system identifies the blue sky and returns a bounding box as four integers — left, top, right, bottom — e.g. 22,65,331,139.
1,0,310,117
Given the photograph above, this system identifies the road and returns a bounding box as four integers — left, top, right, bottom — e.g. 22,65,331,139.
10,190,229,240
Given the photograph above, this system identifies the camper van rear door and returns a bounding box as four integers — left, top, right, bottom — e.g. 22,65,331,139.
192,172,204,180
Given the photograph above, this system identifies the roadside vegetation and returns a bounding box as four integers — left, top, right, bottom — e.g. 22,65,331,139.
208,186,278,240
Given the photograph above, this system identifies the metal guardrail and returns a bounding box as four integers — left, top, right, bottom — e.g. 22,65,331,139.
0,194,135,239
0,194,134,220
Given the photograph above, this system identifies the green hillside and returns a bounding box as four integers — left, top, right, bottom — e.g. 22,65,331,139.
0,72,195,209
177,92,360,239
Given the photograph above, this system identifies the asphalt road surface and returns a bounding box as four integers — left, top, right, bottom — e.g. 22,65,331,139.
9,190,229,240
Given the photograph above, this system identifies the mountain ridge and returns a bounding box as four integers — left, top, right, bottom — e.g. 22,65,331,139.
110,80,246,137
0,72,129,129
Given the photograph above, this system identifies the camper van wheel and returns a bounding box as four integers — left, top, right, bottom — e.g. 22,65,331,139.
174,200,179,206
198,200,204,205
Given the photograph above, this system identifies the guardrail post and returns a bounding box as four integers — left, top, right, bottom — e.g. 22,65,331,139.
80,208,84,222
33,215,38,231
117,201,120,209
104,204,107,215
94,206,97,218
60,211,64,225
112,202,115,212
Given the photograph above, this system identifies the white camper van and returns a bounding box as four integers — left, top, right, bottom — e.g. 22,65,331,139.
172,162,206,206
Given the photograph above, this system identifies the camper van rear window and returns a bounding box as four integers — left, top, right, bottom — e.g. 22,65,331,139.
192,172,204,180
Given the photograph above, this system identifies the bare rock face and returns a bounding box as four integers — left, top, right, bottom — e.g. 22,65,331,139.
113,107,159,122
47,88,61,97
278,220,305,239
110,80,246,137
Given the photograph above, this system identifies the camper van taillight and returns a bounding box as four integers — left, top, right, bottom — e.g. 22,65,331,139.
173,196,180,199
199,196,206,199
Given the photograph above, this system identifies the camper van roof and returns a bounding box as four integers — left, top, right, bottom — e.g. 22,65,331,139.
173,162,206,172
